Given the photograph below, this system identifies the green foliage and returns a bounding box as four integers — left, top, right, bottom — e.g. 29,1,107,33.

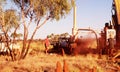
13,0,74,21
0,0,6,2
4,9,19,32
48,32,70,42
11,33,23,39
0,0,6,5
0,4,20,33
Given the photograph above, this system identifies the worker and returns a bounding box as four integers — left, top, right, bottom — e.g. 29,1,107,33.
104,23,109,35
44,36,50,54
108,34,114,57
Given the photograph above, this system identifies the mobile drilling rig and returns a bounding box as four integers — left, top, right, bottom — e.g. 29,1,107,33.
50,0,120,56
111,0,120,47
72,0,120,56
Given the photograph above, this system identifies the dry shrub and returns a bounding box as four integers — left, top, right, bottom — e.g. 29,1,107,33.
29,41,44,55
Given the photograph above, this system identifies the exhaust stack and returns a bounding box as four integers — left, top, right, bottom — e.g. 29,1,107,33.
72,5,77,36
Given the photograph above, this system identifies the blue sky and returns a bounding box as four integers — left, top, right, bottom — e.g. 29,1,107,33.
5,0,113,39
35,0,113,39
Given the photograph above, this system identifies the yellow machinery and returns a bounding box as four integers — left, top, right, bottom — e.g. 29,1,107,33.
112,0,120,47
98,0,120,56
71,0,120,55
72,0,120,55
50,0,120,55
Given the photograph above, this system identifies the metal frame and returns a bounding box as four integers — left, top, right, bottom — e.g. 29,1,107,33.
76,28,99,49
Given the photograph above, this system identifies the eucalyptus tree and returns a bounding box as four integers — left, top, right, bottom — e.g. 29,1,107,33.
0,6,20,60
13,0,75,59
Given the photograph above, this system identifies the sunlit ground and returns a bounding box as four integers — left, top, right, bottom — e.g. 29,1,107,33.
0,40,120,72
0,52,119,72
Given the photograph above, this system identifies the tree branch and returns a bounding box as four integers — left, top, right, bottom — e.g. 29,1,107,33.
22,16,50,58
37,16,50,29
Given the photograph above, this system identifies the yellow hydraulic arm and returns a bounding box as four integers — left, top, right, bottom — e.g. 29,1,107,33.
114,0,120,25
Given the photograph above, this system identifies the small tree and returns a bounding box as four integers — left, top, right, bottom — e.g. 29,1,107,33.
0,6,20,60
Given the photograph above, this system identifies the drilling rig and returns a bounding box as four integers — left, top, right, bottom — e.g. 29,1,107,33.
72,0,120,56
95,0,120,57
112,0,120,47
50,0,120,56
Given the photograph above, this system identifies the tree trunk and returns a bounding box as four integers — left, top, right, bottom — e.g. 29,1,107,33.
22,27,37,59
20,6,28,59
1,10,15,61
22,17,49,59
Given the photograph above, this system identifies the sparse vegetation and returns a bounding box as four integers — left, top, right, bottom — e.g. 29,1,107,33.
0,40,120,72
0,0,74,61
0,0,120,72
